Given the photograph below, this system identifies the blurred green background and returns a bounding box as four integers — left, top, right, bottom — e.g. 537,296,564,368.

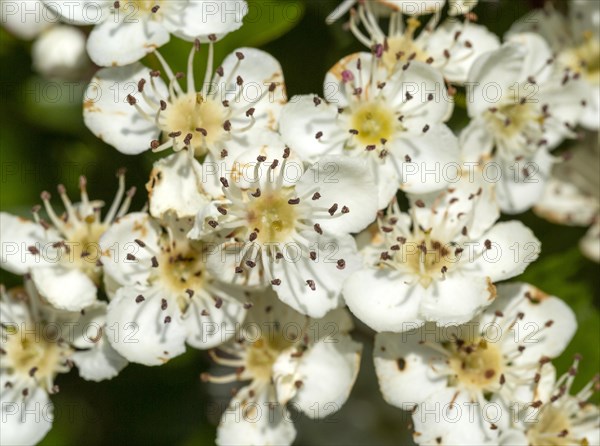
0,0,598,444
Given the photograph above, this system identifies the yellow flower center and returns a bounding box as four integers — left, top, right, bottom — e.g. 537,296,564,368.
526,406,573,446
245,190,298,244
485,102,542,139
350,102,396,146
447,339,503,392
4,323,65,389
397,238,453,288
157,239,207,310
63,220,106,283
561,34,600,86
382,19,428,72
245,334,295,382
161,93,227,156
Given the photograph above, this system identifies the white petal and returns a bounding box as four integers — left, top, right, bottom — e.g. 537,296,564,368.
205,241,265,288
72,337,128,381
537,77,586,148
388,61,453,126
482,283,577,364
505,32,554,83
427,21,500,84
105,285,187,366
412,388,499,445
467,42,524,116
466,221,541,282
279,95,345,162
507,6,570,52
87,16,170,66
0,212,53,274
374,330,448,409
31,265,97,311
217,47,285,125
0,385,53,446
271,232,361,318
495,150,554,214
298,156,378,234
84,63,164,154
216,385,297,446
410,170,500,240
391,125,461,194
419,274,496,325
42,0,111,25
459,118,494,164
147,151,211,219
343,268,423,332
99,212,159,287
166,0,246,42
229,143,304,190
183,290,247,349
292,336,362,418
534,177,598,226
1,0,56,39
324,52,375,108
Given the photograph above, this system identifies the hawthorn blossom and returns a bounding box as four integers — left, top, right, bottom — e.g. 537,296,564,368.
326,0,447,24
99,212,247,366
42,0,247,66
0,281,127,445
32,25,90,80
202,293,362,446
190,146,378,318
460,32,586,214
375,283,576,444
84,41,285,177
339,0,498,84
509,0,600,130
343,174,541,330
0,172,134,312
279,50,459,208
534,131,600,263
500,357,600,446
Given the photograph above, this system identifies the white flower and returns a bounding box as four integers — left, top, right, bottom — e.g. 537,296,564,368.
99,212,247,366
0,172,134,312
32,25,90,80
341,1,498,84
279,51,459,208
509,1,600,130
374,283,577,444
84,42,285,172
0,280,127,445
534,133,600,263
42,0,247,66
326,0,447,24
460,32,586,214
190,146,378,318
343,173,541,330
202,294,362,446
500,357,600,446
0,0,57,40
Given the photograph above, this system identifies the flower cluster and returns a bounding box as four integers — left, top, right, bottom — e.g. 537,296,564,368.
1,0,598,445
